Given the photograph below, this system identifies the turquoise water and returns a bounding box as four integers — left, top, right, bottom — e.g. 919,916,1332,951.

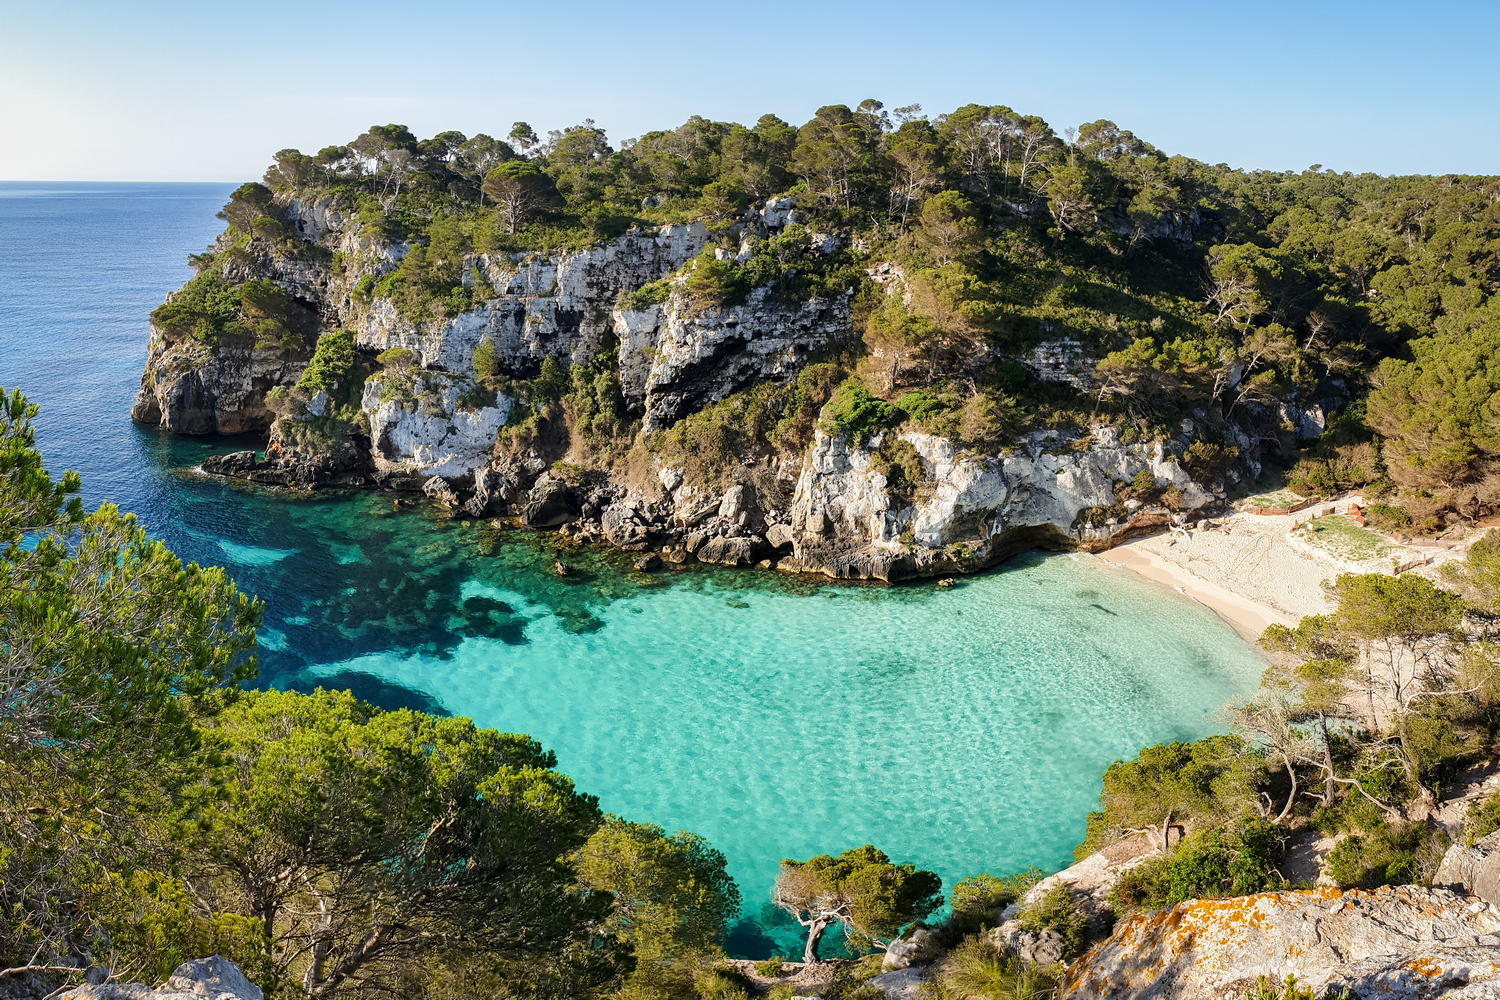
0,183,1266,956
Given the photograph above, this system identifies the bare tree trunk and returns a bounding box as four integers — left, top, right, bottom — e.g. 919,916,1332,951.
1274,759,1298,824
803,917,833,964
1319,713,1337,807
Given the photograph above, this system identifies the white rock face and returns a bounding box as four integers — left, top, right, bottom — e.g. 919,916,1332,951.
361,374,510,480
352,223,709,376
1021,338,1096,389
63,957,263,1000
904,433,1007,546
624,285,853,431
1063,886,1500,1000
788,425,1208,551
791,431,901,543
283,195,348,243
1283,401,1327,440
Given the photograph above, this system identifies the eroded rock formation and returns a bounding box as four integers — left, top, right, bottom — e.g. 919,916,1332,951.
61,957,261,1000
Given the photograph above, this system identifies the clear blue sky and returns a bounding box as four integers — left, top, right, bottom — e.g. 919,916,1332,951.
2,0,1495,181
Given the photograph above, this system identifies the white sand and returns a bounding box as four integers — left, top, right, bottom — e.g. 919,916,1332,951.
1094,511,1344,642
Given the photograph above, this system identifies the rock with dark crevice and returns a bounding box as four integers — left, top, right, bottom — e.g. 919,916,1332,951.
520,480,577,528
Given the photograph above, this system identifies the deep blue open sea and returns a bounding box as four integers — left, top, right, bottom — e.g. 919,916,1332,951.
0,182,1264,956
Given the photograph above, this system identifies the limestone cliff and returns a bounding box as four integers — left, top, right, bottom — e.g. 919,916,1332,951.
139,194,1234,581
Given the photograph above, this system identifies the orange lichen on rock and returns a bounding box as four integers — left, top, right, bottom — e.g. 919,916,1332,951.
1399,956,1445,977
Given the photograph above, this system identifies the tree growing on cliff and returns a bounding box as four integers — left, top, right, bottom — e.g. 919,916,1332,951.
295,329,358,402
575,817,741,961
482,160,555,235
1083,737,1242,856
772,845,942,963
217,182,277,234
181,688,627,1000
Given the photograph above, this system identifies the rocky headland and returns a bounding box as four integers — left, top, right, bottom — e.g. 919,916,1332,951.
130,194,1278,584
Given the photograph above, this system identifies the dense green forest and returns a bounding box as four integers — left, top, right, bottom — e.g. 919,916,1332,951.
189,102,1500,533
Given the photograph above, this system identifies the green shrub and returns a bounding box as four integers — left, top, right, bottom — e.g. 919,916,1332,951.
685,252,740,310
870,437,927,504
1183,439,1239,483
945,869,1047,940
894,388,951,424
90,870,273,992
754,956,784,978
822,378,899,446
150,273,244,344
1323,822,1438,889
1111,820,1286,912
1241,974,1322,1000
1016,883,1087,958
617,277,674,311
956,392,1017,450
1366,503,1413,530
927,937,1056,1000
472,338,499,385
1465,792,1500,842
377,347,417,369
296,329,358,401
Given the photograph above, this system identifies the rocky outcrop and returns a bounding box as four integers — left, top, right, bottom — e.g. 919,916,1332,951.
141,193,1238,582
130,341,310,435
62,957,261,1000
131,233,329,435
360,374,510,479
759,424,1212,581
1022,338,1097,390
882,928,940,971
353,223,708,376
200,407,374,488
1435,831,1500,905
621,286,853,431
986,922,1068,967
1061,887,1500,1000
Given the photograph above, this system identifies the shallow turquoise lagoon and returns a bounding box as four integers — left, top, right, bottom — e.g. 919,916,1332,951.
0,183,1266,957
293,527,1264,952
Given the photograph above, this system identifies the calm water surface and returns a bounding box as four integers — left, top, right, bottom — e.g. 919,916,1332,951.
0,183,1264,955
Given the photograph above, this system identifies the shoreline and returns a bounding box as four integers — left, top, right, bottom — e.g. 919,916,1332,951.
1092,538,1296,643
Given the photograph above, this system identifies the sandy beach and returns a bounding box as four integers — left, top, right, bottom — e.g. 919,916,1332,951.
1093,504,1477,643
1094,510,1348,642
